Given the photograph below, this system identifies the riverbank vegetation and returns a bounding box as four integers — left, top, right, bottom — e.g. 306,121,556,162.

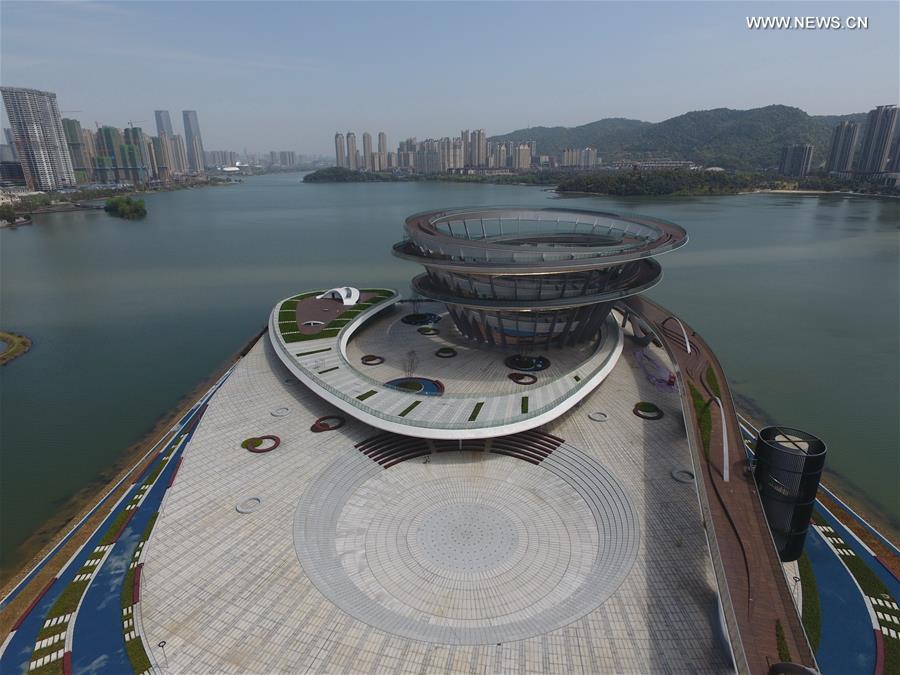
104,196,146,219
305,167,896,196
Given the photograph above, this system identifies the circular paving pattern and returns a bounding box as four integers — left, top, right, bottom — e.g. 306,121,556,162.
434,347,457,358
361,354,384,366
294,448,639,644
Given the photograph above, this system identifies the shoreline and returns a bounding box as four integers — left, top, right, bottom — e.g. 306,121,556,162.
0,326,266,634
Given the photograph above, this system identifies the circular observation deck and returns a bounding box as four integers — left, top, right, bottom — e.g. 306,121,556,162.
393,207,687,348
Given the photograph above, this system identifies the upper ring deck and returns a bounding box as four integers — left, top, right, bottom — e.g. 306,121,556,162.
394,207,688,273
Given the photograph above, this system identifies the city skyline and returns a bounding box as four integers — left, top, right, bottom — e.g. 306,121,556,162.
1,1,897,154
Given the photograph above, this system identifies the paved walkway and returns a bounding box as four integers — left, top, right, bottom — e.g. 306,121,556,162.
0,372,228,675
623,295,815,674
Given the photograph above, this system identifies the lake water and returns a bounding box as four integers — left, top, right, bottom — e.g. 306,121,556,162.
1,173,897,573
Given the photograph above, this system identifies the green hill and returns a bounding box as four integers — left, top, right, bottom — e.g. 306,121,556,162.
490,105,870,171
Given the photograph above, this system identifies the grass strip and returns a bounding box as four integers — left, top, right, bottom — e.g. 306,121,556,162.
706,365,721,399
318,366,339,374
356,390,377,401
775,619,791,662
99,509,133,546
797,551,821,650
468,402,485,422
293,347,331,357
842,554,900,673
47,580,88,617
521,396,529,414
688,382,712,458
398,400,421,417
125,636,152,673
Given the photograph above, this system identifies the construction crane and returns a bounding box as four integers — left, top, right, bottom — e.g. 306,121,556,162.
127,120,147,130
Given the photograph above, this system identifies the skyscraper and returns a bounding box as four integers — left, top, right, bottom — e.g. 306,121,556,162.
856,105,898,174
362,132,373,171
155,110,174,137
335,133,346,168
95,126,125,183
62,118,92,183
779,144,813,178
170,134,188,175
182,110,206,173
346,132,358,170
377,132,387,170
471,129,488,167
1,87,76,190
461,130,470,166
824,121,859,174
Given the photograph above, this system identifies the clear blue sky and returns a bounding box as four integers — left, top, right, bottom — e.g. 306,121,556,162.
2,1,897,155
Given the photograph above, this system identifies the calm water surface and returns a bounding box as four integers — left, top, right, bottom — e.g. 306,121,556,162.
1,173,897,570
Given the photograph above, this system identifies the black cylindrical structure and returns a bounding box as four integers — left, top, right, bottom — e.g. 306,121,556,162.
754,426,827,562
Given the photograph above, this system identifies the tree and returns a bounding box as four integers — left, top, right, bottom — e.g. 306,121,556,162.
0,204,16,224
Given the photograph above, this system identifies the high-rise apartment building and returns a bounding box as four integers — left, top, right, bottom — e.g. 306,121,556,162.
512,144,532,170
122,126,151,184
170,134,188,175
890,136,900,173
362,132,373,171
182,110,206,173
62,118,93,183
377,132,387,170
471,129,488,167
779,144,813,178
460,130,470,166
95,126,125,183
153,135,173,181
155,110,174,137
1,87,76,190
856,105,898,174
346,132,358,170
335,133,346,168
824,121,859,174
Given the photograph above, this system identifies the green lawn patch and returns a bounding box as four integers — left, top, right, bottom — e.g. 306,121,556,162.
25,660,62,675
841,554,900,673
121,566,137,609
356,390,377,401
99,509,133,546
125,636,152,673
688,382,712,458
468,402,485,422
775,619,791,662
521,396,529,414
706,365,721,399
398,400,421,417
318,366,339,374
47,579,89,617
798,551,821,650
241,438,262,450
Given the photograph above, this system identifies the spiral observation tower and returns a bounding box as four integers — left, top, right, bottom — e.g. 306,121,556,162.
393,207,688,348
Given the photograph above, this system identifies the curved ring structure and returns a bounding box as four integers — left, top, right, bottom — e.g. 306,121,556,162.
393,207,687,347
